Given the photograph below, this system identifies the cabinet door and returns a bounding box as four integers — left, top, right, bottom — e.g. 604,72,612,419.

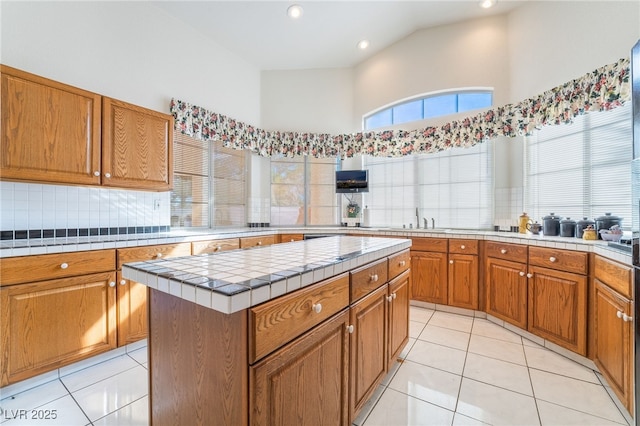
448,253,479,310
350,284,388,420
116,271,148,347
485,257,527,328
1,65,101,185
102,97,173,190
410,251,447,304
594,279,633,412
250,309,349,426
1,272,117,386
388,270,410,363
527,266,587,355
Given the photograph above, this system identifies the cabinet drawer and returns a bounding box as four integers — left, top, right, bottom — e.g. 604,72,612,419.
485,241,527,263
240,235,276,249
594,255,632,299
411,238,448,253
448,239,478,255
350,258,389,302
388,249,410,280
191,238,240,255
279,233,304,243
249,273,349,364
528,246,588,275
1,250,116,286
116,243,191,269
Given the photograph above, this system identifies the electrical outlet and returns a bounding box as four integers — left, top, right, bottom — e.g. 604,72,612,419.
153,199,161,210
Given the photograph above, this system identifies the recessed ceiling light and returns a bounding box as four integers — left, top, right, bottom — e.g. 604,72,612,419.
357,40,370,50
287,4,303,19
479,0,496,8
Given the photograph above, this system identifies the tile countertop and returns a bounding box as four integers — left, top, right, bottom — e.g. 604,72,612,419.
0,226,632,265
122,236,412,314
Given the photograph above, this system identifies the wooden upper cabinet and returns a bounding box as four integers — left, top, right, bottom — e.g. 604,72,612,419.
102,97,173,191
0,65,101,185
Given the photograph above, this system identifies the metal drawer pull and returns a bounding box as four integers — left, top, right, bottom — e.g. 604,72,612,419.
347,325,354,333
519,271,525,276
60,263,69,269
549,256,557,262
104,172,111,178
387,295,393,302
120,279,127,285
392,293,397,300
109,281,116,287
501,249,507,254
156,253,163,258
399,260,406,267
370,274,379,282
290,239,295,242
312,303,322,314
93,171,100,176
460,245,465,249
257,241,262,245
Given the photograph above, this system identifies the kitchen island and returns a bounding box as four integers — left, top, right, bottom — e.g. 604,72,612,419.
122,235,412,425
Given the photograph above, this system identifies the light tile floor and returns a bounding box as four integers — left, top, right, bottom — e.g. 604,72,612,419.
0,306,633,426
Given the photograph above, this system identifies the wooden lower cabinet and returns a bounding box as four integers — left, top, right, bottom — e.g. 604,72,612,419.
485,257,528,328
448,253,479,310
116,272,148,346
388,270,410,362
1,272,117,386
250,309,350,426
410,251,448,304
527,265,587,355
350,284,388,421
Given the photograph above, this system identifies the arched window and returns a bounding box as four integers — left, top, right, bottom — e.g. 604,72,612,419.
363,89,493,130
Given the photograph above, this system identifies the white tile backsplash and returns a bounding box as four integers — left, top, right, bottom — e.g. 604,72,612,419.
0,181,170,232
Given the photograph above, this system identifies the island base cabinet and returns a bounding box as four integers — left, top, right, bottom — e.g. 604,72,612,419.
388,270,410,363
350,284,388,421
0,272,117,387
148,289,248,426
250,309,350,426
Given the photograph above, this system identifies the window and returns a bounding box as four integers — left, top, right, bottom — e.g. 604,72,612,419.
270,155,339,226
363,141,493,230
524,104,632,229
364,90,493,130
171,132,246,228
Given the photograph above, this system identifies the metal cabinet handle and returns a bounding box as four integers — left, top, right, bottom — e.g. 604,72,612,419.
104,172,111,178
60,263,69,269
623,313,633,322
347,325,354,333
519,271,525,276
109,281,116,287
312,303,322,314
449,260,454,264
526,273,533,278
501,249,507,254
617,310,624,319
549,256,557,262
93,171,100,177
392,292,397,300
387,295,393,302
120,279,127,285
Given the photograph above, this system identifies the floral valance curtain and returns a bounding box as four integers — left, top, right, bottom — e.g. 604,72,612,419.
171,57,630,158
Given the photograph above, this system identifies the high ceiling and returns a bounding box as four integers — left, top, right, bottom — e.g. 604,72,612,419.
152,1,526,70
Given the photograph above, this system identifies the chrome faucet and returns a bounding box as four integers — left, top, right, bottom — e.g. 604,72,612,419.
415,208,420,229
431,218,435,229
423,218,428,229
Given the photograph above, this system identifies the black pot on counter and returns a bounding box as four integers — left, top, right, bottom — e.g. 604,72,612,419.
542,213,561,236
594,213,623,239
576,217,595,238
560,217,576,237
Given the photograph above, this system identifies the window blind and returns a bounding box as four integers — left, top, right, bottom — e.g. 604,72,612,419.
525,104,632,229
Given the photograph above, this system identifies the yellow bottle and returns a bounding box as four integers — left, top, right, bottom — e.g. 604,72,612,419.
519,212,531,234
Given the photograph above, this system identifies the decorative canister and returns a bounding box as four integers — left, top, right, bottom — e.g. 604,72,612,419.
582,225,597,240
576,217,595,238
542,213,561,236
560,217,576,237
518,212,531,234
594,213,622,239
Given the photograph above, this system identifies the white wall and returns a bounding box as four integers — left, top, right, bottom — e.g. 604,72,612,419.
507,1,640,103
1,1,261,232
261,68,355,133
